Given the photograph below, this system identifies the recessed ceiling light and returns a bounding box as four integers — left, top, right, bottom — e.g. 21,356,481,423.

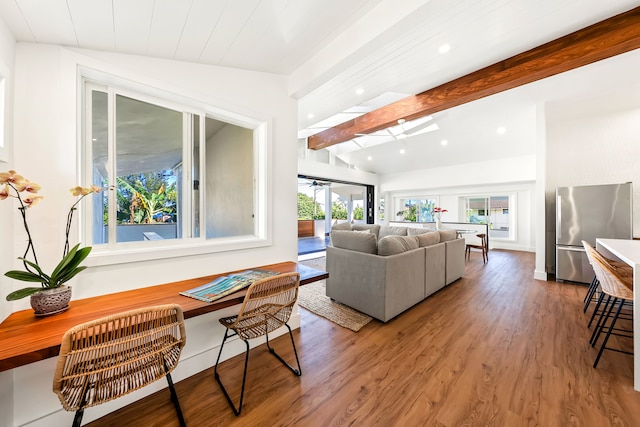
497,127,506,135
438,44,451,54
367,156,372,161
307,113,314,119
356,88,364,95
441,140,448,146
400,149,406,154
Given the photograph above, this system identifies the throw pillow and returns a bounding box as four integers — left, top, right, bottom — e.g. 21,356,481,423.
330,230,377,254
377,235,419,256
438,230,458,242
352,224,381,239
331,222,352,232
407,227,433,236
415,231,440,247
379,225,408,238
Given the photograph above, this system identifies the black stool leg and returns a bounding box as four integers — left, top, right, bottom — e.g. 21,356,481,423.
590,295,613,346
591,298,618,347
594,298,626,368
587,291,605,328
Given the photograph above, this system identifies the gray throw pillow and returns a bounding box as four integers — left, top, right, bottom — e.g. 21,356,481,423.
377,235,419,256
416,231,440,247
352,224,381,239
407,227,434,236
379,225,408,238
330,230,377,254
438,230,458,242
331,222,352,232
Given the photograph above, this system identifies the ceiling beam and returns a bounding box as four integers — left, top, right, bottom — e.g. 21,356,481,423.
308,6,640,150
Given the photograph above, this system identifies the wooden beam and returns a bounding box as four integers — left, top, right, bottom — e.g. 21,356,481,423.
308,7,640,150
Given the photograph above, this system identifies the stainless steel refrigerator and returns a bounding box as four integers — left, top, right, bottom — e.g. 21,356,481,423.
555,182,632,284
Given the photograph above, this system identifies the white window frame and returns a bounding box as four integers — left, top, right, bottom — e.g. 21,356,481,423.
460,193,517,241
79,69,271,267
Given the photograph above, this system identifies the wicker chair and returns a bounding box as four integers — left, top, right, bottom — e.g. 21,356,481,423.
585,246,634,368
214,272,301,415
465,233,488,263
53,304,187,427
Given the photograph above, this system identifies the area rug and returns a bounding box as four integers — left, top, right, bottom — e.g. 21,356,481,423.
298,257,373,332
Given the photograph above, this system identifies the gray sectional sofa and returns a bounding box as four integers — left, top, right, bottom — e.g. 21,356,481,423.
326,224,465,322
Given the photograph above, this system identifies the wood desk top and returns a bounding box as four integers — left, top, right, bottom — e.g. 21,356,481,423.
0,261,327,372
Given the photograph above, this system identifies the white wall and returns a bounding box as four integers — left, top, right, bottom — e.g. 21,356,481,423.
0,14,15,427
545,105,640,271
8,43,298,426
380,155,536,251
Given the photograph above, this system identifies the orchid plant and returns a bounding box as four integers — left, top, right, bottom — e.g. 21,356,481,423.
431,207,448,221
1,169,103,301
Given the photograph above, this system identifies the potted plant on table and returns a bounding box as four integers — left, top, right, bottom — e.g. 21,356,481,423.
1,169,104,316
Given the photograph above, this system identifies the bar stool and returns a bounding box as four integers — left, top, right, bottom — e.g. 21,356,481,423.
587,250,634,368
582,241,633,329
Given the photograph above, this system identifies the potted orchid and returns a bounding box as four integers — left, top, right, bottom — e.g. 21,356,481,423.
1,169,103,314
431,207,447,230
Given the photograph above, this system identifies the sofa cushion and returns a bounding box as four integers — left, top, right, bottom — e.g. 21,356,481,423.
415,231,440,247
377,235,419,256
379,225,408,238
330,230,377,254
407,227,433,236
331,222,352,231
352,224,381,239
438,230,458,242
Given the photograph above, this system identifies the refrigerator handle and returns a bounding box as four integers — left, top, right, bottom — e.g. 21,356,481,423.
556,195,561,242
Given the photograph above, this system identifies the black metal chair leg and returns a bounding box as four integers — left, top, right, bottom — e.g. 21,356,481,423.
72,409,84,427
165,371,186,427
265,323,302,376
594,298,626,368
214,330,250,416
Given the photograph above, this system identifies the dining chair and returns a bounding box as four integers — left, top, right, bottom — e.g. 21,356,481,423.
465,233,488,263
214,272,301,415
586,247,634,368
52,304,187,427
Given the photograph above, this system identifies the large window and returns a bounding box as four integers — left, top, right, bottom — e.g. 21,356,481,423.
464,195,513,239
397,198,436,222
83,76,267,262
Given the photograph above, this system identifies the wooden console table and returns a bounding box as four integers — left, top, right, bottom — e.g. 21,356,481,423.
0,261,328,372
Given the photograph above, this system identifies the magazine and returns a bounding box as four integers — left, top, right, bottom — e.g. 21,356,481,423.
180,269,280,303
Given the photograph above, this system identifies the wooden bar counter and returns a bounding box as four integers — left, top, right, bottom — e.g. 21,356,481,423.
0,261,327,373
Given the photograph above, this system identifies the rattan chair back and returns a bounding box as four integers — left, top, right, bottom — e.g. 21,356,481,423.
220,272,300,341
592,251,633,300
582,240,633,284
53,304,186,412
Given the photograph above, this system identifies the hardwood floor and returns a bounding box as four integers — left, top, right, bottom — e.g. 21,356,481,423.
88,250,638,426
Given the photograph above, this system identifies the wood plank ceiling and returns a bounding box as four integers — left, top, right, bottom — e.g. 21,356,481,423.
307,6,640,150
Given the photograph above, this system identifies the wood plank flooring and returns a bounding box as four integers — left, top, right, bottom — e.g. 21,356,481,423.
88,250,639,426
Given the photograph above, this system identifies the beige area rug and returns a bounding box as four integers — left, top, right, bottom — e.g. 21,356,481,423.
298,257,372,332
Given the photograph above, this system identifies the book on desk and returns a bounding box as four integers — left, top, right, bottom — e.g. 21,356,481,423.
179,269,280,303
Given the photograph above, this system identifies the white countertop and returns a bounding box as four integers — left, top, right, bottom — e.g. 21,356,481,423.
596,238,640,266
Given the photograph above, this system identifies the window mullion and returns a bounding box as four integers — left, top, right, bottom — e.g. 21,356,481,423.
107,88,117,246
